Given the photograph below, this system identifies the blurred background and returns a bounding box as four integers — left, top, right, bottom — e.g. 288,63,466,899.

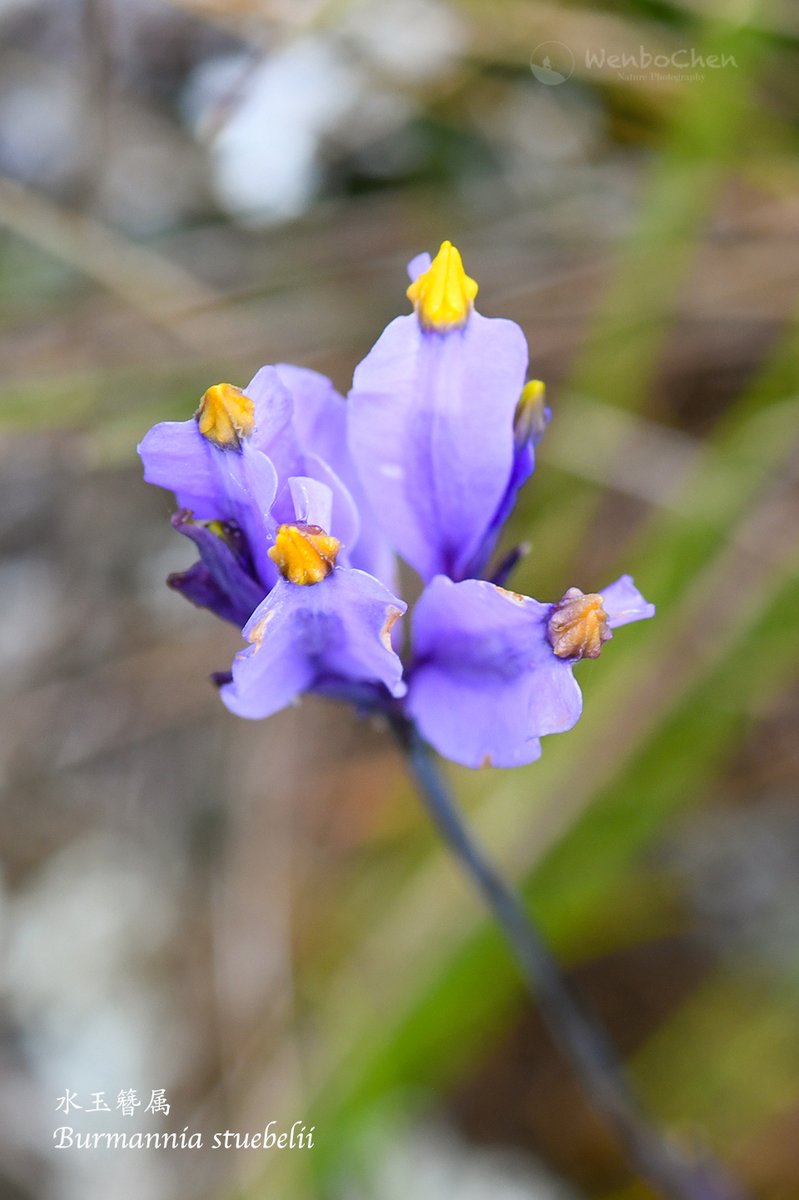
1,1,798,1198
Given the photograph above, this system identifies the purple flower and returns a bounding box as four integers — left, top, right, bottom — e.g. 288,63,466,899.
470,378,550,578
406,574,654,768
274,363,397,588
347,242,532,582
139,367,392,621
139,239,655,768
221,480,406,718
167,510,265,628
221,568,406,717
139,378,281,591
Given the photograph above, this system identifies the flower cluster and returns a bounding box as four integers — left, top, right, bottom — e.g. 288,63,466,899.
139,242,654,768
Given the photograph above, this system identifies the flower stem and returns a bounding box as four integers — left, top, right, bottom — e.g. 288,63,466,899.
390,714,745,1200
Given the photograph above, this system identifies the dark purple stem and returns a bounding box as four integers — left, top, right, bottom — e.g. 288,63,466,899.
390,712,746,1200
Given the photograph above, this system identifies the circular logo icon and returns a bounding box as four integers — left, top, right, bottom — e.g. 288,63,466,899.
530,41,575,85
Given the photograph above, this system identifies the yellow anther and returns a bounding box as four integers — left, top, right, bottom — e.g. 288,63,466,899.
406,240,478,331
548,588,611,660
514,380,547,445
196,383,255,450
269,523,341,586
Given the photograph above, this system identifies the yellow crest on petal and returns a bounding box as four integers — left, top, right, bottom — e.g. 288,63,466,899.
196,383,254,450
548,588,611,660
406,241,478,331
269,524,341,586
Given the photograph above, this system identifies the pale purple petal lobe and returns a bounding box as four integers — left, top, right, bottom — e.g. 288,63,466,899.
407,252,432,282
348,312,528,581
601,575,656,628
138,420,220,518
408,577,580,768
244,365,299,480
275,363,394,584
288,475,333,532
221,569,406,720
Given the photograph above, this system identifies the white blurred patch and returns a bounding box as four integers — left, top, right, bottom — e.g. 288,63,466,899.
342,1118,580,1200
183,20,434,226
343,0,466,82
0,64,81,189
4,834,182,1075
2,834,186,1200
185,41,359,224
